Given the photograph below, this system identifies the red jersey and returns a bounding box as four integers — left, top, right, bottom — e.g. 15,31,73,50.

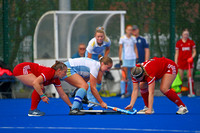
176,39,195,69
13,62,61,87
132,57,177,85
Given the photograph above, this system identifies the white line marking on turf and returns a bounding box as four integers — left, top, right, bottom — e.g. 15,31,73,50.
0,127,200,132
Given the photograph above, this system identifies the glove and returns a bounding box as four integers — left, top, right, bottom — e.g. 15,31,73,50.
187,57,193,63
136,58,139,63
119,60,123,66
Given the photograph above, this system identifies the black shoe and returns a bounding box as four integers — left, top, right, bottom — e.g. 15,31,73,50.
88,107,93,110
69,108,85,115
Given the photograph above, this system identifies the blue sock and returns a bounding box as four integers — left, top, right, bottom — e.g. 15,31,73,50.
127,80,133,94
87,82,92,100
72,88,86,110
127,68,133,94
87,82,100,103
120,81,126,95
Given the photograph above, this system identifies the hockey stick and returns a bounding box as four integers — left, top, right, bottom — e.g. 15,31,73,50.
87,101,137,115
188,63,193,97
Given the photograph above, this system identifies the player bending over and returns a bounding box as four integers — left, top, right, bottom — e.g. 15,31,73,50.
85,26,111,107
62,56,113,115
13,61,72,116
125,57,188,115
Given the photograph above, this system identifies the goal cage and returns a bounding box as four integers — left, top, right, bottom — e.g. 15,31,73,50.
33,11,126,97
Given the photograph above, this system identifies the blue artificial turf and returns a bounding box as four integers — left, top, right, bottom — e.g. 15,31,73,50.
0,96,199,133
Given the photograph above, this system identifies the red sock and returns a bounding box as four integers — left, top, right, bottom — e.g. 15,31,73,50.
164,89,185,107
188,79,195,94
140,88,149,107
30,89,41,110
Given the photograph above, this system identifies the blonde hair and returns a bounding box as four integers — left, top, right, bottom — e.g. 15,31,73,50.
131,64,153,79
98,55,113,65
51,61,67,70
95,26,109,42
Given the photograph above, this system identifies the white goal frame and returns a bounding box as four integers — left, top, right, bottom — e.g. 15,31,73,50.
33,10,126,63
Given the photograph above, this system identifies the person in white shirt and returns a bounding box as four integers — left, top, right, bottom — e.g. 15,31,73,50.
119,25,138,98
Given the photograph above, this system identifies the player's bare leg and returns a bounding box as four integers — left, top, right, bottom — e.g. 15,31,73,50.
121,67,128,98
16,74,45,116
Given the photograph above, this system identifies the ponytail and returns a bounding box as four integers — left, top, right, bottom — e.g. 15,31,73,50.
131,64,153,79
98,55,113,65
51,61,66,70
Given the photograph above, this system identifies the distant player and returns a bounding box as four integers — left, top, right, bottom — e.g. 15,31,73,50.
119,25,138,98
125,57,188,115
13,61,72,116
175,29,196,97
85,26,111,107
62,56,113,115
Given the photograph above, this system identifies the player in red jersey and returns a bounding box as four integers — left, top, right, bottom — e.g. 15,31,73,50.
13,61,72,116
175,29,196,97
125,57,188,115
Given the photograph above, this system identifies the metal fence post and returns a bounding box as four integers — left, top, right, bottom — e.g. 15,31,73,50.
3,0,9,65
170,0,176,60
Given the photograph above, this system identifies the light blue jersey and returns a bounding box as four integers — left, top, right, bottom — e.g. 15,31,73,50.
62,58,100,80
85,37,111,61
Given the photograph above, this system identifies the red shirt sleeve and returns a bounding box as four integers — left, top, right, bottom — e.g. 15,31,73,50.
52,78,61,87
191,40,196,49
146,76,155,85
131,77,138,83
40,68,55,82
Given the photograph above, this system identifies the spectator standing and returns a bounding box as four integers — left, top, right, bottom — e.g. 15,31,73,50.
132,25,150,63
119,25,138,98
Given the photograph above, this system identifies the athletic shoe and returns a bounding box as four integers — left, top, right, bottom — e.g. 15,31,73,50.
177,92,182,97
124,93,131,98
28,109,45,116
188,94,196,97
137,106,155,114
69,108,85,115
176,105,189,115
121,94,125,98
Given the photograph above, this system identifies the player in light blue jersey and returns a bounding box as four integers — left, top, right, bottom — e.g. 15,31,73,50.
119,25,138,98
62,56,113,115
85,27,111,108
85,27,111,61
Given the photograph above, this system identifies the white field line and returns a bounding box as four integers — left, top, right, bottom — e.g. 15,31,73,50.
0,127,199,133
